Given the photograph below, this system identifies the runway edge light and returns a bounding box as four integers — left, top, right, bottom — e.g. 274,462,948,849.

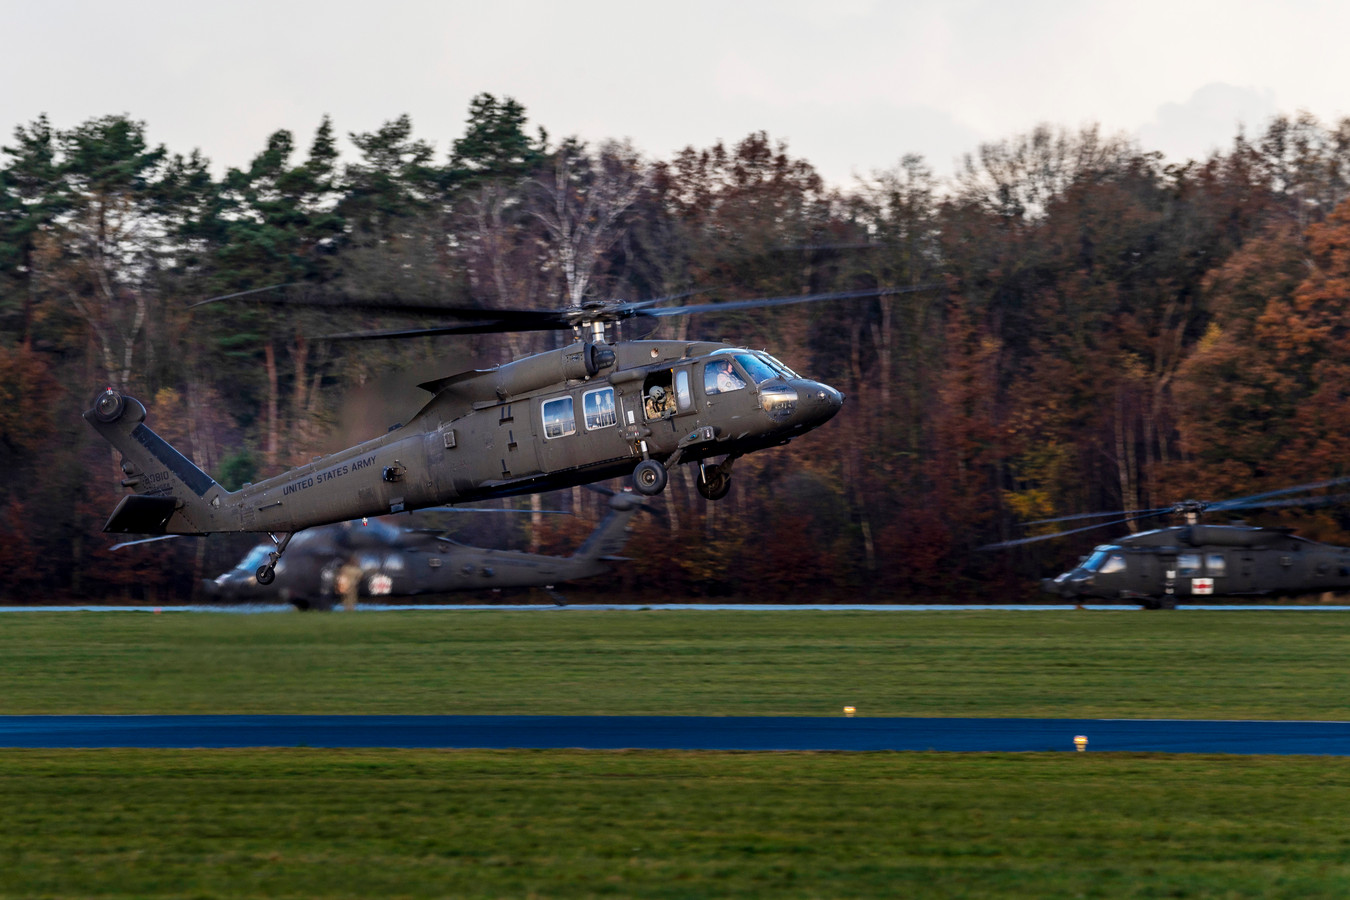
843,706,855,717
1074,735,1088,751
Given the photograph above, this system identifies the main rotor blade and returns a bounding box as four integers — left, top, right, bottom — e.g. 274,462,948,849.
191,282,942,341
110,534,185,550
1207,475,1350,512
980,511,1162,551
320,285,720,335
295,299,565,322
188,283,302,309
190,285,555,327
996,475,1350,552
1217,491,1350,513
321,317,556,342
1021,506,1174,527
648,284,942,318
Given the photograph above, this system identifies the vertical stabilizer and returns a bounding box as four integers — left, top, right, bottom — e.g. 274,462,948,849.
84,389,225,535
571,491,643,566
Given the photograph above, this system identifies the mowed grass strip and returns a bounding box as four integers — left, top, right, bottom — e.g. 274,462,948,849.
1,609,1348,718
2,749,1350,899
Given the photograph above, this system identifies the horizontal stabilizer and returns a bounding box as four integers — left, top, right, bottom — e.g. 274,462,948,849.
104,494,180,534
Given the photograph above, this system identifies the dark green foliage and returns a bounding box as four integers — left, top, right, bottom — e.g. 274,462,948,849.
216,449,257,491
447,92,548,188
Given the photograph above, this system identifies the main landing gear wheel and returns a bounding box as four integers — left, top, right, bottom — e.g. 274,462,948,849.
697,467,730,501
256,565,276,585
632,459,668,496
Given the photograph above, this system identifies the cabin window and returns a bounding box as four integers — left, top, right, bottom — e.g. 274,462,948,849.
1205,553,1226,577
674,369,692,412
705,359,747,395
542,396,576,439
583,387,617,430
1177,553,1202,577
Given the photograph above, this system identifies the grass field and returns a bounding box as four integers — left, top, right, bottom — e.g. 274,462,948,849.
1,608,1348,718
4,749,1350,899
4,608,1350,898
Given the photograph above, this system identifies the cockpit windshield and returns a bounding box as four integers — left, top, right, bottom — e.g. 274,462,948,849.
1081,546,1126,574
733,353,779,386
754,351,799,379
709,348,796,385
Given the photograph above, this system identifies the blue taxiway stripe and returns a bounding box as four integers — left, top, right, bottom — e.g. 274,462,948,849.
3,715,1350,754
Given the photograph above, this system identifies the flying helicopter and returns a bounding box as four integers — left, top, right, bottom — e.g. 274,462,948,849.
85,285,922,585
203,488,646,610
986,478,1350,608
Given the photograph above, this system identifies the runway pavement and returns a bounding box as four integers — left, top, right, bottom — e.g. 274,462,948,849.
4,715,1350,754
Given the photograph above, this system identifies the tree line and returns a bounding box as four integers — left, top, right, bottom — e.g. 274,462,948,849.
4,95,1350,603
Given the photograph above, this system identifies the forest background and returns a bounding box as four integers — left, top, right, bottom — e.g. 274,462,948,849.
4,94,1350,603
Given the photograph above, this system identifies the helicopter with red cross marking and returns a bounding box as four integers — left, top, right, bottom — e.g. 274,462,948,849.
987,481,1350,608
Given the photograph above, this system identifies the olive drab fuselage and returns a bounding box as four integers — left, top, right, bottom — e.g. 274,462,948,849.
85,339,844,541
1042,523,1350,608
203,490,645,610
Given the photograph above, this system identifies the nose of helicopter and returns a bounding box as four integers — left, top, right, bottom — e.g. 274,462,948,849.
1043,569,1091,599
796,381,844,426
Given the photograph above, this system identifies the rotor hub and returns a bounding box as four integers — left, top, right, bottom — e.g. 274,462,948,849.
1171,499,1210,525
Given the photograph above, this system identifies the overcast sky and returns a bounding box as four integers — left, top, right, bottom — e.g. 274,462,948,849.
6,0,1349,190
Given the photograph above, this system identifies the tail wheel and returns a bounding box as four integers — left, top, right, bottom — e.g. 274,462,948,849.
632,459,668,496
256,565,276,585
92,389,126,423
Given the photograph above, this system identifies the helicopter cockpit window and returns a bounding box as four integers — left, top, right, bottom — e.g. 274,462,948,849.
704,359,747,395
1177,553,1202,577
1081,547,1122,572
1205,553,1227,577
734,353,779,386
754,351,800,379
542,396,576,439
583,387,617,430
1099,553,1126,574
1081,549,1106,571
